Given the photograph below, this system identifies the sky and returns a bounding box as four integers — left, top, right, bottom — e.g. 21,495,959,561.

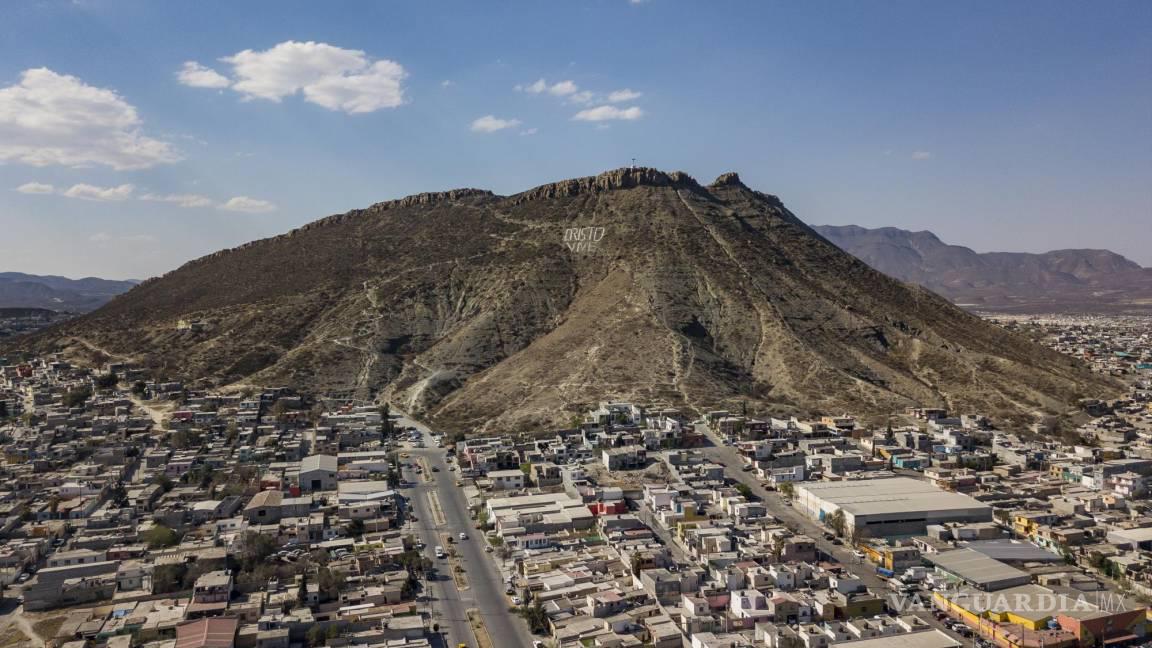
0,0,1149,280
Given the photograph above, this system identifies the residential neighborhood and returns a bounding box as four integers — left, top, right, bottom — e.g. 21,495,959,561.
0,319,1150,648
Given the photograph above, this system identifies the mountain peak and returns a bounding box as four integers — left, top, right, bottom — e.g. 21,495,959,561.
709,171,745,188
512,167,702,204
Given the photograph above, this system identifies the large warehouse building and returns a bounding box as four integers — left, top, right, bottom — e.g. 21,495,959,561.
796,477,993,538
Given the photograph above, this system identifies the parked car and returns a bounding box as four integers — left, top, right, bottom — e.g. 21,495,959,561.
459,532,467,541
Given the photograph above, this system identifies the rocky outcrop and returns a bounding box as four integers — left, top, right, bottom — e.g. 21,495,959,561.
511,167,701,204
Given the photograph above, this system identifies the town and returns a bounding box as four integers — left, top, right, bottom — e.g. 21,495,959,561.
0,315,1149,648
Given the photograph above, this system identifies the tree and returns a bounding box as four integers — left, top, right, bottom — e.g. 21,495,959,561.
143,524,179,549
152,563,187,593
152,473,174,493
130,381,147,397
62,385,92,408
237,531,278,572
779,482,796,499
316,566,347,602
347,519,365,537
379,402,392,438
826,509,846,538
94,373,118,390
108,482,129,508
521,600,550,634
734,482,755,500
0,400,8,419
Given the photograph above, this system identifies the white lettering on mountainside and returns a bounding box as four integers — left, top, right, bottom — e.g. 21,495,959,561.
563,226,606,252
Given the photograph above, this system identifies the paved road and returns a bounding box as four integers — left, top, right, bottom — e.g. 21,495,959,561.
393,411,534,648
694,425,961,637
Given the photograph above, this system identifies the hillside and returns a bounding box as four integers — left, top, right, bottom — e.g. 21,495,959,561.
0,272,139,312
814,225,1152,313
9,169,1118,432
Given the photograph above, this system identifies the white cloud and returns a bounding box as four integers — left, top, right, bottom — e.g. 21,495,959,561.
140,192,215,208
573,105,644,122
0,68,181,170
606,88,642,103
219,196,277,213
517,78,579,97
16,182,55,194
569,90,595,104
520,128,538,136
471,115,521,133
911,151,933,160
516,79,548,93
440,80,455,88
176,61,231,89
191,41,407,114
548,80,578,97
89,232,112,243
62,183,135,201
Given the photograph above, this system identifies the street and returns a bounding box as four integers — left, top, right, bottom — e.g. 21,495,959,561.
694,425,963,639
393,411,534,648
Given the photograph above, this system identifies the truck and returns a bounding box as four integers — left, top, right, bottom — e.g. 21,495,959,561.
876,567,895,579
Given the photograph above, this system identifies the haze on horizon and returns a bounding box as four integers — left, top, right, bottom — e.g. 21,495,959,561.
1,0,1149,280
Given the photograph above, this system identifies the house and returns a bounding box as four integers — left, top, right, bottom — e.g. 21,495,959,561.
175,618,239,648
298,454,337,492
244,490,283,524
187,570,232,618
488,469,526,490
602,445,647,471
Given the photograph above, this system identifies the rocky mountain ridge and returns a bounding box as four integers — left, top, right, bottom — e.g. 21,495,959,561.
9,168,1118,432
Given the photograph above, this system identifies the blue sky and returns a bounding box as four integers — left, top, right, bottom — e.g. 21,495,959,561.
1,0,1149,279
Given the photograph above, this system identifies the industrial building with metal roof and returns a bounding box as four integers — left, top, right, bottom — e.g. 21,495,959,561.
795,477,994,538
926,548,1032,591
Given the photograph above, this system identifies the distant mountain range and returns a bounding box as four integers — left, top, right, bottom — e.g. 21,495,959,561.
8,168,1115,431
0,272,138,312
813,225,1152,314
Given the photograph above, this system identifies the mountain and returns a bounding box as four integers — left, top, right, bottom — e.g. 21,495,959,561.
813,225,1152,313
9,169,1116,431
0,272,139,312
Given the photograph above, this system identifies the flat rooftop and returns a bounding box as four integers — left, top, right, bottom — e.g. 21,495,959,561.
827,630,960,648
926,549,1030,588
799,477,990,517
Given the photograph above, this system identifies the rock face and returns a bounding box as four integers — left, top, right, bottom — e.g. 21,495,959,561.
11,168,1117,432
814,225,1152,313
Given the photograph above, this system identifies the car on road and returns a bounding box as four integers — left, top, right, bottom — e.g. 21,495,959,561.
740,465,754,472
485,545,494,552
511,596,522,606
435,545,445,559
400,453,410,458
852,550,865,558
431,466,439,472
458,532,467,541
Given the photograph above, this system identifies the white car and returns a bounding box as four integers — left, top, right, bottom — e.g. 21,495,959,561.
511,596,522,606
458,532,467,541
852,550,865,558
